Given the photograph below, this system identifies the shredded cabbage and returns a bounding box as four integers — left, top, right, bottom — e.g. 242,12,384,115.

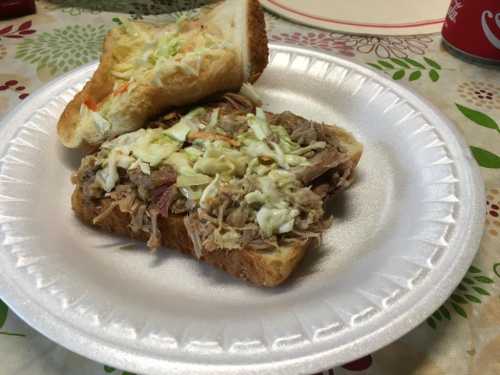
284,154,309,167
292,141,327,155
177,174,213,187
247,108,271,140
96,147,135,192
245,191,265,205
91,111,111,137
200,174,220,209
213,228,241,250
91,103,327,238
270,141,288,169
239,83,262,106
179,186,203,201
256,206,299,237
194,156,235,176
131,130,179,166
270,125,299,153
201,141,249,176
183,146,203,161
130,159,151,175
185,107,206,120
122,22,152,43
154,33,180,60
166,152,195,175
206,108,219,131
163,120,192,142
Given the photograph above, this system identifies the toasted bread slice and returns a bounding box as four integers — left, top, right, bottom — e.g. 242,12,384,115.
72,188,315,287
71,123,362,287
57,0,268,149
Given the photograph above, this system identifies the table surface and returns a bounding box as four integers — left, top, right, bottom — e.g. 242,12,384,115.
1,1,499,374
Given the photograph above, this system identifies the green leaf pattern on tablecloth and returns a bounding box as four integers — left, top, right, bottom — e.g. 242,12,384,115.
455,102,500,168
378,60,394,69
0,298,26,337
390,58,410,68
494,263,500,278
429,69,439,82
427,265,496,329
423,57,441,70
456,104,499,132
0,299,7,328
392,69,405,80
16,24,109,77
367,56,441,82
409,70,422,81
405,57,426,69
470,146,500,169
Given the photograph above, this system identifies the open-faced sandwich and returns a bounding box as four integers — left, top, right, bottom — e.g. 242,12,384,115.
57,0,267,149
59,0,362,287
71,93,363,287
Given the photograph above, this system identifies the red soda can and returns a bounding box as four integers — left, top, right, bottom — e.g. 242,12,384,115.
0,0,36,20
442,0,500,65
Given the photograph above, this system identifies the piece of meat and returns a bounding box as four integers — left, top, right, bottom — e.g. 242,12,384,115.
128,165,177,200
154,185,179,218
73,156,104,200
223,93,255,113
226,205,251,227
329,159,355,191
183,213,203,258
148,111,183,129
187,131,240,147
293,146,350,185
147,208,161,250
293,188,323,211
218,114,249,135
269,111,318,145
312,183,331,198
317,123,343,149
290,123,317,145
170,198,194,214
240,225,260,245
129,203,147,233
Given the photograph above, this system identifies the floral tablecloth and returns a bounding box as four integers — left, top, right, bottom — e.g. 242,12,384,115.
1,1,499,374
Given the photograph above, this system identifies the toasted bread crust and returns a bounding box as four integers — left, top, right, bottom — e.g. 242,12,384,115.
247,0,268,82
57,31,116,149
72,188,311,287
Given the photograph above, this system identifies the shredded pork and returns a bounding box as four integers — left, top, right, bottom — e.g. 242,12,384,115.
74,94,356,253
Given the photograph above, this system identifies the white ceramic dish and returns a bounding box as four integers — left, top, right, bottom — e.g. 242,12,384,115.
260,0,450,35
0,44,484,375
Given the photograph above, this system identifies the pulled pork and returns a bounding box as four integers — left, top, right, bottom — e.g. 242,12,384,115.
75,94,356,254
128,165,176,200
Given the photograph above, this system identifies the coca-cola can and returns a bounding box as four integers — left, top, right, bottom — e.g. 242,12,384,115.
442,0,500,65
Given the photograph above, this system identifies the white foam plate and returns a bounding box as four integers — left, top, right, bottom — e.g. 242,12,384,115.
260,0,450,35
0,44,485,375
